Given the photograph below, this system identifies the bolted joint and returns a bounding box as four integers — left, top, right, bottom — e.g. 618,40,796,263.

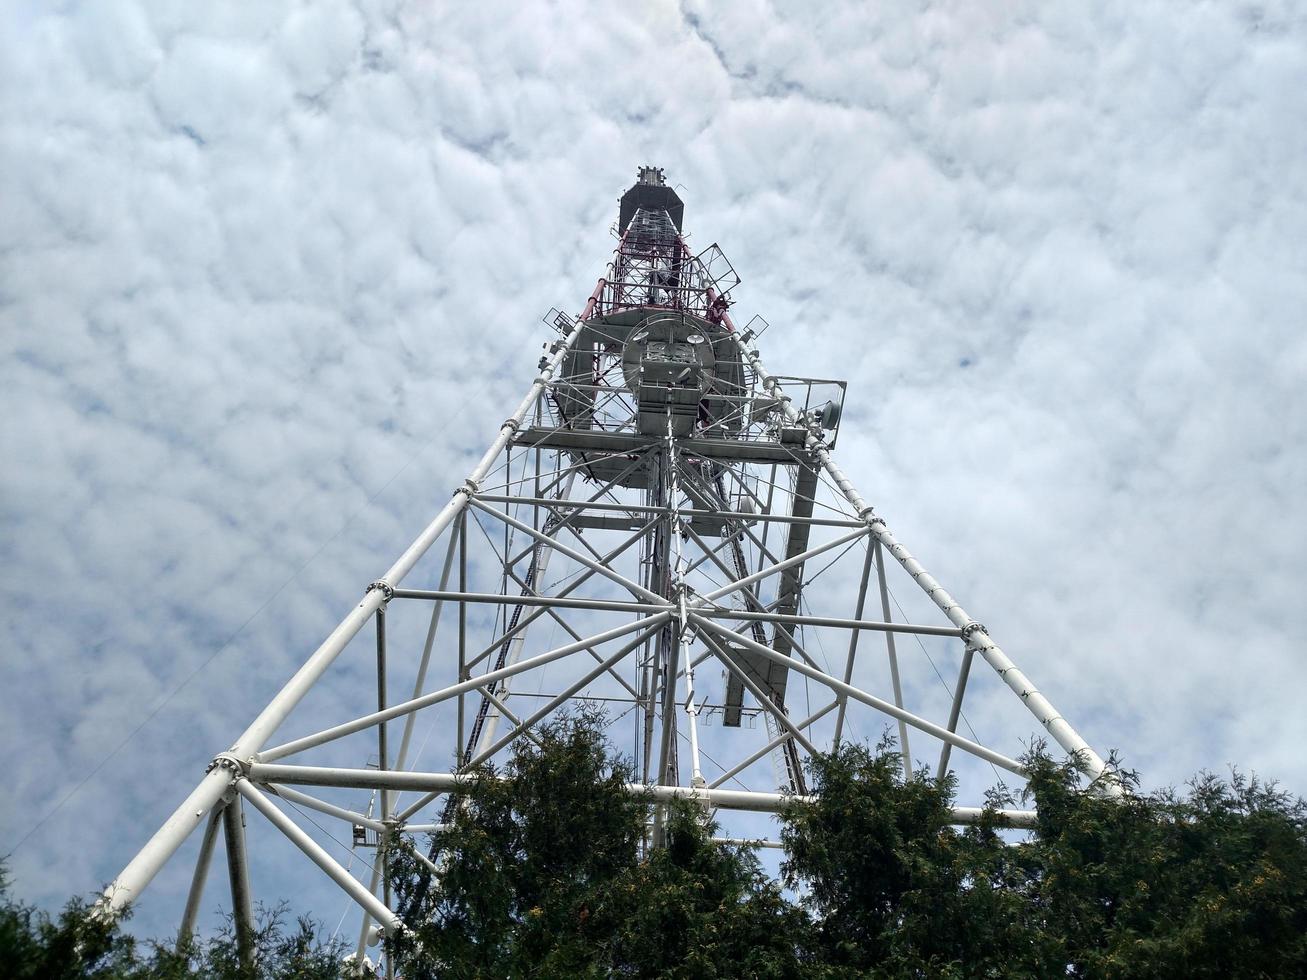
206,752,248,779
960,622,989,643
500,418,521,434
455,477,480,498
859,507,884,526
365,581,395,603
537,355,550,370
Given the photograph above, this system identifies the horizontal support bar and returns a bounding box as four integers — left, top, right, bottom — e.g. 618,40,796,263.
245,765,1036,826
390,589,668,615
391,594,959,639
513,426,808,464
473,494,864,528
698,608,963,637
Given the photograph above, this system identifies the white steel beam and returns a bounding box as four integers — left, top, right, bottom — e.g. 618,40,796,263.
698,526,869,604
874,539,912,773
394,620,666,822
221,795,254,967
178,802,225,941
692,615,1025,775
710,701,840,790
244,764,1038,827
729,332,1114,786
98,314,590,915
468,496,662,602
266,784,385,833
258,613,669,762
236,780,402,935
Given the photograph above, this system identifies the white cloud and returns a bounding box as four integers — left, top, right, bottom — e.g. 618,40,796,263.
1,0,1305,943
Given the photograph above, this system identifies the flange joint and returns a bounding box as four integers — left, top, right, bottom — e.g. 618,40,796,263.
206,752,248,779
365,581,395,603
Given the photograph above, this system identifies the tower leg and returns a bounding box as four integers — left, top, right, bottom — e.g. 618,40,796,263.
874,539,912,774
221,794,254,969
937,649,976,781
97,316,590,921
178,801,225,943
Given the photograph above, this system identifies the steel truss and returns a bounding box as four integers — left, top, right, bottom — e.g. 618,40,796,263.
99,171,1114,970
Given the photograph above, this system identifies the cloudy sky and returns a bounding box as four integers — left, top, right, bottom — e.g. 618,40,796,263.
3,0,1306,943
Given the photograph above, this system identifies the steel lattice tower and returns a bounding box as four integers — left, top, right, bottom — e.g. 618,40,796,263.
100,168,1115,969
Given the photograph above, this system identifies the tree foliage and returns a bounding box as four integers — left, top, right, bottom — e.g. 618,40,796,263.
0,868,349,980
1021,752,1307,978
4,717,1305,978
780,738,1049,976
386,709,804,977
780,741,1307,978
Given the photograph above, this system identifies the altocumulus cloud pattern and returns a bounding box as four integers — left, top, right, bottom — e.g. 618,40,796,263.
1,0,1305,939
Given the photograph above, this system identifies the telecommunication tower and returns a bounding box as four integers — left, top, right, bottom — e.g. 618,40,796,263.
100,168,1115,967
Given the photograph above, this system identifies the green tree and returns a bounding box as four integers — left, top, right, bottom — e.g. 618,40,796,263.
0,863,350,980
1022,753,1307,978
779,739,1307,979
387,710,806,977
6,728,1306,978
780,737,1051,977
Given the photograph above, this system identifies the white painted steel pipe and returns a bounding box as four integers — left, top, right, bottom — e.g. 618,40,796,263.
471,470,578,758
393,530,459,780
267,784,386,833
937,649,976,781
100,316,589,915
391,589,668,615
696,628,820,757
692,616,1025,775
700,607,962,637
469,496,662,603
877,523,1113,784
221,795,254,964
258,613,668,762
394,621,667,823
178,803,224,940
875,539,912,773
698,526,868,604
709,701,840,790
237,780,402,935
246,764,1038,826
99,768,233,914
461,620,665,773
833,542,876,749
729,333,1114,786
